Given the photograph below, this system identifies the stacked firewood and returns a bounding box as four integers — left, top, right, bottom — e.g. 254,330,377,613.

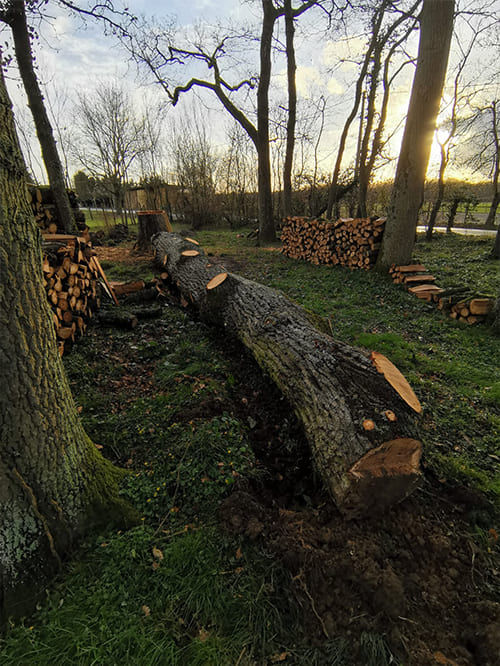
280,216,385,269
30,186,88,235
435,291,495,324
42,235,104,355
390,264,495,325
389,264,442,300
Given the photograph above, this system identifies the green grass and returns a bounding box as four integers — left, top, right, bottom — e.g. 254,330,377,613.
0,228,498,664
195,229,500,501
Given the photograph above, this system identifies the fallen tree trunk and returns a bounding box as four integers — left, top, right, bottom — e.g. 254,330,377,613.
152,232,423,518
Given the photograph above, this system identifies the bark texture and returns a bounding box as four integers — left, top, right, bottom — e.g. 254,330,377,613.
153,232,423,518
377,0,455,269
5,0,76,233
0,62,133,624
135,211,168,253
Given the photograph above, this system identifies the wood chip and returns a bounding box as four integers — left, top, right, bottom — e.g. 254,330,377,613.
384,410,397,421
363,419,375,431
370,351,422,414
181,250,200,257
206,273,228,290
184,237,200,245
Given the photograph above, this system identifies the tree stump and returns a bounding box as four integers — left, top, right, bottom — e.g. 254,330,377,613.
152,232,424,519
135,210,172,253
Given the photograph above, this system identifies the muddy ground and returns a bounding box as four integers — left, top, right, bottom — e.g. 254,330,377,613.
92,244,500,666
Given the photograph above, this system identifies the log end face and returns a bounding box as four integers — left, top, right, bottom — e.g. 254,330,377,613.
337,438,423,519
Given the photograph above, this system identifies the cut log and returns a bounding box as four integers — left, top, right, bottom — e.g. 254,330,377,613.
469,298,494,316
135,210,170,253
152,232,423,518
109,280,146,296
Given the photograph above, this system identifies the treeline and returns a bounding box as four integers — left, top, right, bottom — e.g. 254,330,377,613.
73,171,497,232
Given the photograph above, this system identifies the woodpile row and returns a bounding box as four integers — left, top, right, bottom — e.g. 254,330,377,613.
280,216,386,269
42,235,105,356
30,186,88,235
390,264,495,325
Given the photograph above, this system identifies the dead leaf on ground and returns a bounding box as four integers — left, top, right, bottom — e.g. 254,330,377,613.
433,652,458,665
152,546,164,561
270,652,289,663
199,627,210,641
142,605,151,617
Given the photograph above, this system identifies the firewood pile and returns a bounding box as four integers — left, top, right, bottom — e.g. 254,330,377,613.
42,235,109,355
30,186,88,235
390,264,495,325
280,216,386,269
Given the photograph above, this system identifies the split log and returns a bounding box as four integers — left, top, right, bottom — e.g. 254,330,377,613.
152,232,423,518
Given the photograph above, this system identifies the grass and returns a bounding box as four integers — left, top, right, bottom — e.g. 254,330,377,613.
194,229,500,502
0,228,498,664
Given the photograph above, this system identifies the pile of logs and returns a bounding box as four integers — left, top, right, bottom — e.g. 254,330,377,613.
389,264,442,300
30,186,88,235
42,235,107,355
390,264,495,325
436,292,495,324
280,216,386,269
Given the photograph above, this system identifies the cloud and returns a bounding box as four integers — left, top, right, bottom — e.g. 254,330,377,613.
295,66,323,97
327,78,344,96
322,36,367,71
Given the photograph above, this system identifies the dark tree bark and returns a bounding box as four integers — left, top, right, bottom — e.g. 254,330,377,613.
282,0,296,218
377,0,455,269
0,63,134,624
135,210,168,253
152,232,423,519
256,0,277,243
2,0,76,233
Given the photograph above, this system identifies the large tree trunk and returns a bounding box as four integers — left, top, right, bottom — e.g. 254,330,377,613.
377,0,455,269
0,61,134,624
152,232,423,519
6,0,76,233
257,0,277,244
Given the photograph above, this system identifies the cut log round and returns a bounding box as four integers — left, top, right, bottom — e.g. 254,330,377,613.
152,232,423,518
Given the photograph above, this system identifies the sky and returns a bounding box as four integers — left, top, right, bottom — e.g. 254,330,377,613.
3,0,499,187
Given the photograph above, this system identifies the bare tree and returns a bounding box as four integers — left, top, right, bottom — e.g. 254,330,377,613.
326,0,421,219
123,1,332,243
170,110,220,228
377,0,455,269
356,9,418,216
219,121,258,226
73,81,152,223
0,0,76,231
